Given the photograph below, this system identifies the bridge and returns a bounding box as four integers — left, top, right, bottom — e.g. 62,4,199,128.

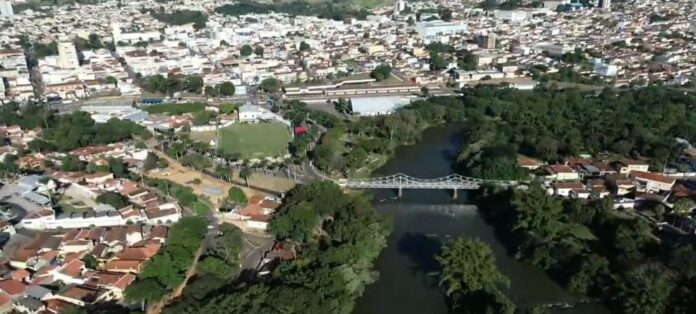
334,173,517,199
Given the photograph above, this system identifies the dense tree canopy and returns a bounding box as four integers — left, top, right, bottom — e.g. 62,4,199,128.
370,64,392,81
436,238,512,311
163,182,391,314
151,9,208,30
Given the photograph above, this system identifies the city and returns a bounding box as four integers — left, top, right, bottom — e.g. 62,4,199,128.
0,0,694,313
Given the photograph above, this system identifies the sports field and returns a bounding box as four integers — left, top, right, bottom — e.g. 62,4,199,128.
193,122,291,159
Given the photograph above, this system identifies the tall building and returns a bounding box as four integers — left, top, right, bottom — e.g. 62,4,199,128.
479,33,497,50
600,0,611,10
393,0,406,14
0,0,14,17
57,42,80,69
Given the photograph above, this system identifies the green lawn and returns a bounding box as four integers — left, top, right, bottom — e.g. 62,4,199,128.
218,122,291,159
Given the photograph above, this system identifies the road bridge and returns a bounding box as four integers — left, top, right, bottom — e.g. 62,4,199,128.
333,173,516,199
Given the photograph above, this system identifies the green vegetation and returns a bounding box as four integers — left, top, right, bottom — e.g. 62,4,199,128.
125,217,207,306
475,183,696,313
146,178,211,215
151,9,208,30
143,152,169,171
27,111,150,152
370,64,391,81
140,75,221,95
95,191,129,209
215,122,291,159
180,152,212,171
162,181,391,314
259,77,282,93
226,187,247,205
437,238,514,312
215,1,371,21
240,44,252,57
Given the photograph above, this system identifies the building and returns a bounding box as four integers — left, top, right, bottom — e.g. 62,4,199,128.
393,0,406,14
629,171,675,193
600,0,611,10
57,42,80,70
414,21,467,43
0,0,13,17
479,33,496,50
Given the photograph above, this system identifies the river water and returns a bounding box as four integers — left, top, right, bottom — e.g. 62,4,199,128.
354,124,609,314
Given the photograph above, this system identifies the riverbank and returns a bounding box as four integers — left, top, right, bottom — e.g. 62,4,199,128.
353,123,609,314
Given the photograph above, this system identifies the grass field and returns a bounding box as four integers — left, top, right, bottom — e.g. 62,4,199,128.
193,122,291,159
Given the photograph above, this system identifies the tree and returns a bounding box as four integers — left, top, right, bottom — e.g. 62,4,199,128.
254,46,264,56
430,52,448,70
124,278,166,305
565,254,609,294
143,152,167,171
220,103,239,114
260,77,282,93
227,187,247,204
105,76,118,86
618,263,674,314
204,85,218,97
197,256,236,279
218,82,235,96
82,254,99,270
61,155,86,171
299,41,311,51
673,198,694,216
240,44,252,57
239,167,252,187
370,64,392,81
0,155,19,179
185,75,204,94
95,191,129,209
436,238,510,308
214,224,244,265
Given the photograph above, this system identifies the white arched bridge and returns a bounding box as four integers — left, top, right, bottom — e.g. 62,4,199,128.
334,173,517,198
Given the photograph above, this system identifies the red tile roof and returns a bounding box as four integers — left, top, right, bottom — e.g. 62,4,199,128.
629,171,676,184
0,279,27,295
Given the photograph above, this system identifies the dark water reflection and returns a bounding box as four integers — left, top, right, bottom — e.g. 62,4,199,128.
353,124,610,314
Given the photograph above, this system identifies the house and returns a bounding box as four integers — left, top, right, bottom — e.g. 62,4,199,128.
53,285,108,307
232,195,281,230
0,279,27,299
605,174,636,196
15,296,46,313
84,272,136,300
551,181,585,197
546,165,580,181
0,293,12,314
24,284,53,301
517,157,544,170
52,259,86,285
103,260,143,273
615,159,650,174
629,171,676,193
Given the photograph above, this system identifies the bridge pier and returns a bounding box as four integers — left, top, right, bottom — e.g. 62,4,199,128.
397,187,403,198
452,188,458,199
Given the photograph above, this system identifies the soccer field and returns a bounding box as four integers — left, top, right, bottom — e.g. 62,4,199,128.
217,122,291,159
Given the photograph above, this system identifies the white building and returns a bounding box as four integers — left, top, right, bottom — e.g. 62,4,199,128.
57,42,80,70
494,10,528,23
0,0,13,17
350,96,413,116
414,21,467,43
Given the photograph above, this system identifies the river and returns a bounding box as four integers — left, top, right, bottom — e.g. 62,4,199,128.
353,123,609,314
